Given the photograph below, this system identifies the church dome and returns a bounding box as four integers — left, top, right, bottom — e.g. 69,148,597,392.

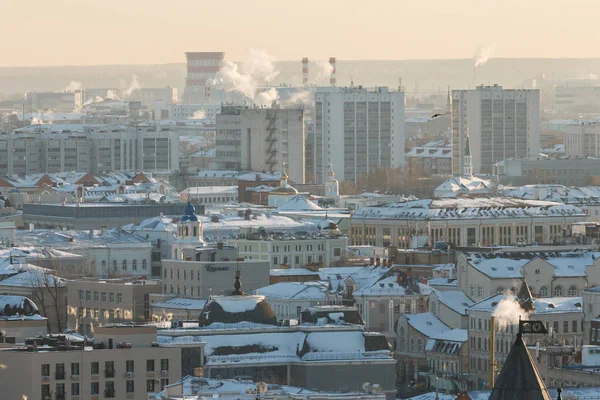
199,295,278,327
180,201,199,222
270,184,298,195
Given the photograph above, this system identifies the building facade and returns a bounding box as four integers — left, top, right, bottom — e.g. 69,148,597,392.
452,85,541,174
311,87,405,184
215,105,305,183
183,52,225,104
565,122,600,158
498,156,600,186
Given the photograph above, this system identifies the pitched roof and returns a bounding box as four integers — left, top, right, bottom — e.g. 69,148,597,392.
489,334,551,400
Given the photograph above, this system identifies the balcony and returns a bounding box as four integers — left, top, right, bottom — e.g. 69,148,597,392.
160,370,169,376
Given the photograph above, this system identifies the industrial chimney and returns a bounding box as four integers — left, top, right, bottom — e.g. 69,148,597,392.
329,57,336,87
302,57,309,87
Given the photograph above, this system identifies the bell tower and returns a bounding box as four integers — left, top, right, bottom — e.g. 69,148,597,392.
172,201,205,261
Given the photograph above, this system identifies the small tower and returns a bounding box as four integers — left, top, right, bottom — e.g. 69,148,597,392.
281,162,289,186
446,86,452,114
172,201,205,261
325,163,339,199
462,130,473,179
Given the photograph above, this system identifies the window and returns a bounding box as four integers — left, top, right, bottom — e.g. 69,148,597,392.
122,260,127,270
563,321,569,333
113,260,117,270
42,384,50,398
334,248,341,257
101,260,106,270
42,364,50,377
78,290,83,301
540,286,548,297
147,379,155,392
417,338,424,352
86,291,91,301
91,362,99,375
160,379,169,390
93,291,99,301
161,359,169,371
568,286,577,296
132,259,137,270
101,292,106,302
126,360,134,373
553,321,559,334
126,380,135,393
91,382,99,395
147,359,155,372
496,287,504,293
535,269,540,275
56,383,65,400
117,293,122,303
295,256,300,265
71,362,79,376
109,292,115,302
410,337,415,352
572,320,578,333
142,259,147,270
71,382,80,396
273,256,278,265
56,363,65,380
554,286,563,297
105,381,115,398
105,361,115,378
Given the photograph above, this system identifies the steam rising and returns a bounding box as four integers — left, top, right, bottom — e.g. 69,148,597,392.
210,47,279,103
315,60,334,83
64,81,82,91
284,90,312,106
255,88,279,106
492,296,530,329
122,74,141,98
189,109,206,120
474,43,496,67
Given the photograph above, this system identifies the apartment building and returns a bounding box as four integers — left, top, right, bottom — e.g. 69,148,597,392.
311,86,404,184
0,325,187,400
26,90,83,112
0,129,179,175
67,280,161,334
227,231,347,268
565,122,600,157
452,85,541,174
498,156,600,186
215,105,305,183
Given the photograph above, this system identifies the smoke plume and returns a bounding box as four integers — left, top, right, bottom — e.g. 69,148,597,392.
284,90,313,106
492,296,529,330
473,43,496,67
122,75,141,98
314,61,334,84
255,88,279,106
211,47,279,103
189,109,206,120
64,81,82,91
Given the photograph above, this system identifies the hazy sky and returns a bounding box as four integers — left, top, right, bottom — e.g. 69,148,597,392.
2,0,599,66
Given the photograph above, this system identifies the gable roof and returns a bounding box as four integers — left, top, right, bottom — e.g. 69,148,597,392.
404,312,450,338
434,290,475,316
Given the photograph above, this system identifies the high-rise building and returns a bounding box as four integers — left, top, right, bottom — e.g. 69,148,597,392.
183,52,225,104
565,122,600,158
452,85,541,175
311,86,405,184
215,105,305,183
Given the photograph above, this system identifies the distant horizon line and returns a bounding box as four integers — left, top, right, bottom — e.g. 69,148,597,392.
3,56,600,69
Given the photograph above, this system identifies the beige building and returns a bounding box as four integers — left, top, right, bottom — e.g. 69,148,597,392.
467,293,583,389
457,249,600,303
349,197,587,249
67,279,161,334
0,325,189,400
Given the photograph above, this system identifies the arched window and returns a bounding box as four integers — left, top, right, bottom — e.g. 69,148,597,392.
417,338,424,352
122,260,127,270
101,260,106,271
142,260,147,270
554,285,563,297
173,249,178,259
184,226,189,236
410,337,415,352
568,286,577,296
112,260,117,271
540,286,548,297
132,259,137,270
398,327,406,351
193,227,197,237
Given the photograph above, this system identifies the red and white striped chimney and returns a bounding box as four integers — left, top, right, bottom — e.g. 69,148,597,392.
302,57,309,87
329,57,336,87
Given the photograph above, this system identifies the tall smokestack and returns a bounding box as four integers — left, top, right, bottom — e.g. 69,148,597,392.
302,57,309,87
329,57,336,87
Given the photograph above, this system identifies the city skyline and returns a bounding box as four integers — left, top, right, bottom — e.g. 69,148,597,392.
2,0,600,67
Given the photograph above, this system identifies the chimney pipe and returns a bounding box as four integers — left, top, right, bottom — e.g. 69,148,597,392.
369,257,375,266
302,57,309,87
375,257,381,266
329,57,336,87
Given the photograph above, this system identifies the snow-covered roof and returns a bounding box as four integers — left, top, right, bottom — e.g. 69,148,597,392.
151,297,207,310
181,186,237,195
277,195,322,211
354,274,432,297
469,294,583,314
501,184,600,206
270,268,319,277
406,147,452,159
0,295,42,320
256,282,328,301
238,171,282,181
16,228,150,249
352,197,585,220
0,261,66,289
428,277,458,287
404,312,450,338
433,290,474,315
466,250,599,279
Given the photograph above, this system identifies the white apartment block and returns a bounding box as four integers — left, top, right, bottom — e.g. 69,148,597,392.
452,85,540,174
554,85,600,112
153,101,221,121
565,122,600,158
67,279,161,333
312,87,405,184
0,129,179,175
0,325,186,400
215,105,305,183
227,235,347,268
